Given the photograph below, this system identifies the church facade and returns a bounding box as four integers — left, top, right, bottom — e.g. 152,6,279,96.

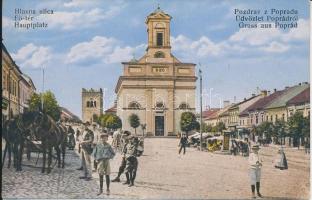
115,8,197,136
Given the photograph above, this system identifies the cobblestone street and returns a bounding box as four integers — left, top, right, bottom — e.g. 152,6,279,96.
2,138,310,199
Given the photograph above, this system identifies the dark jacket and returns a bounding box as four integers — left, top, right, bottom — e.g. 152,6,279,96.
81,129,94,154
180,137,188,146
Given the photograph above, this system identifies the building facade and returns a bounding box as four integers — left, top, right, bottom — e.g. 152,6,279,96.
115,7,197,136
81,88,103,123
2,43,22,122
2,43,36,123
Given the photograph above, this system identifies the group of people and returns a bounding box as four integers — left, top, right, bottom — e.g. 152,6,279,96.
75,123,142,196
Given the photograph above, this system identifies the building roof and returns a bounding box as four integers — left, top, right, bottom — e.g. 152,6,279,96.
203,108,220,119
60,107,80,120
266,84,309,109
286,87,310,106
239,90,286,116
21,74,36,90
105,105,117,113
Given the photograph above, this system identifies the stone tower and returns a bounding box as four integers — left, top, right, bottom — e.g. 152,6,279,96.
81,88,103,123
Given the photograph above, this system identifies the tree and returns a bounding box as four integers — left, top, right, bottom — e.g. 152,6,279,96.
288,112,305,148
273,119,287,145
99,113,112,128
28,91,61,121
257,121,274,139
215,122,226,132
129,113,140,135
106,115,122,130
180,112,197,136
202,123,213,133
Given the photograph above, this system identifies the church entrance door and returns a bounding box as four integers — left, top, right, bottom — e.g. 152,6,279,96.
155,116,164,136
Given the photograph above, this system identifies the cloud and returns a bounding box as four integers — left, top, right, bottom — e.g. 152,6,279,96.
260,41,290,53
282,19,309,42
64,0,101,8
12,44,52,68
38,6,124,30
3,16,14,29
229,24,281,46
67,36,146,65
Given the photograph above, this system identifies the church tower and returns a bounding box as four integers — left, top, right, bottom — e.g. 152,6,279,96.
82,88,103,123
146,6,172,58
115,7,197,136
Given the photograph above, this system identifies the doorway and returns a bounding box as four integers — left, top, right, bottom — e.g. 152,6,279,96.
155,116,164,136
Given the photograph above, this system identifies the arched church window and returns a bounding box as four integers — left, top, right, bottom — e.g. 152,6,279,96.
154,51,165,58
156,33,163,46
129,101,141,110
87,101,90,107
90,101,94,107
155,102,165,109
94,101,97,107
179,103,190,110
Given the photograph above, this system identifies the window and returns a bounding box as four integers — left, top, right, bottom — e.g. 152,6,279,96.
282,114,285,121
154,51,165,58
87,101,90,107
256,116,258,124
179,103,190,110
129,101,141,110
94,101,96,107
2,72,6,90
243,120,245,125
270,115,273,121
156,102,165,110
157,33,163,46
266,116,268,121
275,115,278,121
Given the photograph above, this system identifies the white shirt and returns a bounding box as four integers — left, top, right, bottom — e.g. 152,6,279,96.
249,152,262,169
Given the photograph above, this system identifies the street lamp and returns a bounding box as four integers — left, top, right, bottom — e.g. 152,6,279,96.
199,68,203,151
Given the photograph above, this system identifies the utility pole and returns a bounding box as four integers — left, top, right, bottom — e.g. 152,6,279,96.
199,68,203,151
41,67,44,112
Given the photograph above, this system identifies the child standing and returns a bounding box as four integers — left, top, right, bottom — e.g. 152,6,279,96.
92,133,115,195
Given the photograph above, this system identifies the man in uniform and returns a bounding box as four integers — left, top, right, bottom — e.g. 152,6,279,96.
124,135,139,187
111,131,131,183
79,123,94,181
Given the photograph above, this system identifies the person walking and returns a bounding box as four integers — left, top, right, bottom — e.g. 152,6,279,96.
92,123,100,171
248,144,263,198
178,133,188,155
67,125,76,150
111,131,131,183
92,132,115,195
124,135,139,187
79,123,94,181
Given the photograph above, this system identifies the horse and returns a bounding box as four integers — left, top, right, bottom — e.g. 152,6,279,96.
2,112,34,171
31,112,68,173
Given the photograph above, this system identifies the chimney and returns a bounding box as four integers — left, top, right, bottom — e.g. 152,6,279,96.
274,88,277,92
260,90,267,97
223,100,230,108
299,83,302,86
244,98,247,101
234,96,236,103
251,93,256,97
285,86,289,89
267,90,271,95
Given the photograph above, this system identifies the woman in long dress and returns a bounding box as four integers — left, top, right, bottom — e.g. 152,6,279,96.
274,148,288,170
248,144,263,198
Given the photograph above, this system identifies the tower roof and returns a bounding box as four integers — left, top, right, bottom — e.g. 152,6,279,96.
146,6,172,23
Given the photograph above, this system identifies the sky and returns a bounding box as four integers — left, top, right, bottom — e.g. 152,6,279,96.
3,0,310,118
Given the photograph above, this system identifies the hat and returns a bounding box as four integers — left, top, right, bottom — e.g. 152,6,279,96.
123,131,131,136
251,144,260,150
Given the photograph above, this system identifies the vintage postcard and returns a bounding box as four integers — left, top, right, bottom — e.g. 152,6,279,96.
2,0,310,199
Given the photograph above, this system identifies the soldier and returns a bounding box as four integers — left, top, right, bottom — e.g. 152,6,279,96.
92,132,115,195
248,144,263,198
124,135,140,187
79,123,94,181
111,131,131,183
